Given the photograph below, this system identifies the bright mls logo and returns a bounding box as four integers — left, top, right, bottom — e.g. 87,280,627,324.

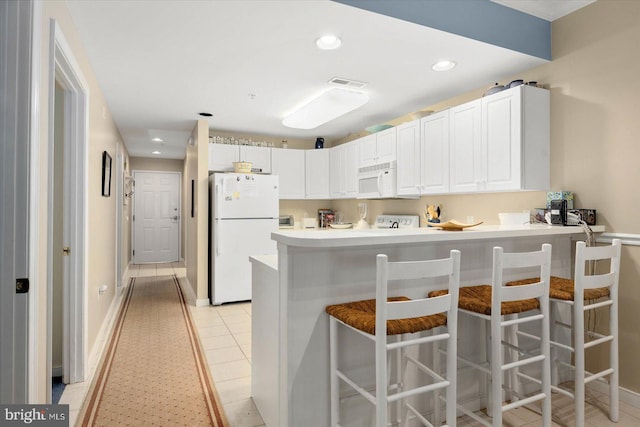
1,405,68,426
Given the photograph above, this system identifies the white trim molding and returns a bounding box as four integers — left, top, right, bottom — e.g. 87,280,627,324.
597,233,640,246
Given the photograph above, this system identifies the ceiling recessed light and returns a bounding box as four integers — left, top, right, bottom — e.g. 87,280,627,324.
198,112,213,117
316,35,342,50
151,137,163,142
152,150,161,155
432,60,456,71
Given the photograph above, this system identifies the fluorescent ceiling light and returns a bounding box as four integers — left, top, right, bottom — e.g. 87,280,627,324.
432,60,456,71
316,35,342,50
282,88,369,130
152,150,161,155
151,137,163,142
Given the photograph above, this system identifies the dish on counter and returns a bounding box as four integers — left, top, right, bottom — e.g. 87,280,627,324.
329,223,353,229
426,220,483,231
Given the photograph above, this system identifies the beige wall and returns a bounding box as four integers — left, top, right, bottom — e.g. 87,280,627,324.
130,157,184,173
34,1,129,402
184,120,209,303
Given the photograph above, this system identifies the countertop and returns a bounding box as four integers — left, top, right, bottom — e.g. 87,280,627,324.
271,224,605,248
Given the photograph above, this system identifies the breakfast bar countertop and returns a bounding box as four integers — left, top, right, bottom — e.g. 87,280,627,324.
271,224,605,248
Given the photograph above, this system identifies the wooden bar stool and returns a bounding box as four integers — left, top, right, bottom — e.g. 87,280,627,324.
507,238,621,425
431,244,552,426
326,250,461,427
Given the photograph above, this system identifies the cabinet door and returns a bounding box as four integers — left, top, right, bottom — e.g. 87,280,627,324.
449,100,482,193
240,146,272,174
329,145,345,199
271,148,305,199
344,141,359,197
358,134,377,167
376,127,397,164
305,149,330,199
482,88,521,191
421,111,450,194
209,144,239,172
396,120,421,196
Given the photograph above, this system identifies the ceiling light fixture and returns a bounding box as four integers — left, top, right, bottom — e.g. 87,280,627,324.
282,88,369,130
316,34,342,50
152,150,161,155
432,60,456,71
151,137,163,142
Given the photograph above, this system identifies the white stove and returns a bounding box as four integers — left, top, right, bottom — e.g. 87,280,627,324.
373,214,420,229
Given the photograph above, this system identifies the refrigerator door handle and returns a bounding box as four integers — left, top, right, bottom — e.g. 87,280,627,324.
215,219,221,256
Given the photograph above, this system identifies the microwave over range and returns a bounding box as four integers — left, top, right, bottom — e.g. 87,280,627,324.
357,161,398,199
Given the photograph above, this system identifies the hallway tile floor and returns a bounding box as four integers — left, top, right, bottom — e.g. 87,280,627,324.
60,263,640,426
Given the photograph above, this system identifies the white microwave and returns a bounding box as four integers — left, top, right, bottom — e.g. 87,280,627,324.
357,161,397,199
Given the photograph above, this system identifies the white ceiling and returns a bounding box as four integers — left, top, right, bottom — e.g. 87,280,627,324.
64,0,592,159
491,0,596,21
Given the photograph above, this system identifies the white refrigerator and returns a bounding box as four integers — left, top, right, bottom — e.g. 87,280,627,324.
209,173,279,305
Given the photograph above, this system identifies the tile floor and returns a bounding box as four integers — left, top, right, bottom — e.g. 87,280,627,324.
60,262,640,427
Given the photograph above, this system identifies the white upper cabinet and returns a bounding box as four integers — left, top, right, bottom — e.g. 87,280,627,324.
239,145,271,174
359,127,396,167
330,141,359,199
271,148,305,199
449,99,482,193
449,85,549,193
396,120,421,196
482,85,549,191
208,144,271,173
209,144,239,172
420,110,450,194
305,149,330,199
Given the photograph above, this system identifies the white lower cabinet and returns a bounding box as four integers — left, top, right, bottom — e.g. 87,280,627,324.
305,149,330,199
330,141,358,199
271,148,305,199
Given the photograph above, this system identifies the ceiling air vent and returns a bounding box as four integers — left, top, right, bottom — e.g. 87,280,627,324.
329,77,367,89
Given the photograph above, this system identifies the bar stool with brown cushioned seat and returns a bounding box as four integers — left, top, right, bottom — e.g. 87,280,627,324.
326,250,461,427
506,239,621,426
431,244,552,427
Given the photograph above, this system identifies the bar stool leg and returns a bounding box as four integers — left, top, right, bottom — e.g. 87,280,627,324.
490,312,503,426
549,302,559,388
376,331,388,427
329,317,340,427
574,299,585,427
433,329,442,426
610,305,619,422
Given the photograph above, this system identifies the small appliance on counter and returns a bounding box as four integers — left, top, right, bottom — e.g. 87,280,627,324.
279,215,294,229
373,214,420,229
354,202,370,229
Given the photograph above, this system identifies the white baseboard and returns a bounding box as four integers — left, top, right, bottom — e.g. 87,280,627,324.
196,298,210,307
589,380,640,409
86,282,126,383
177,276,197,306
597,233,640,246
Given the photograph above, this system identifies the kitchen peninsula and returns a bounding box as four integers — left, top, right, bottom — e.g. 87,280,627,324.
250,224,604,427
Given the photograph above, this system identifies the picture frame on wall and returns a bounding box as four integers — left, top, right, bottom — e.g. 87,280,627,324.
102,151,112,197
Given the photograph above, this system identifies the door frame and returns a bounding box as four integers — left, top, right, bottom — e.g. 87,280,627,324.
47,19,89,386
131,170,182,264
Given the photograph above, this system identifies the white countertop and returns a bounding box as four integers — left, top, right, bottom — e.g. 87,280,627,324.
248,254,278,270
272,224,605,248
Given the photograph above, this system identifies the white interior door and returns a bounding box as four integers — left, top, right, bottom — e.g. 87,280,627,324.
133,171,180,263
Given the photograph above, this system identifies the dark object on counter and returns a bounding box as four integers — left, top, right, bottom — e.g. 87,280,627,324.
315,137,324,149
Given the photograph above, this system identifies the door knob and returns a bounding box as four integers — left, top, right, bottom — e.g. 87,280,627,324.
63,246,71,256
172,216,179,221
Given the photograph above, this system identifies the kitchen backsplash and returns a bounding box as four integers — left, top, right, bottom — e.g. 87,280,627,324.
281,191,547,228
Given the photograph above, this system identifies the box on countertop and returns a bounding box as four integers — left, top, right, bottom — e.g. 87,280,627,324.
547,191,573,209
